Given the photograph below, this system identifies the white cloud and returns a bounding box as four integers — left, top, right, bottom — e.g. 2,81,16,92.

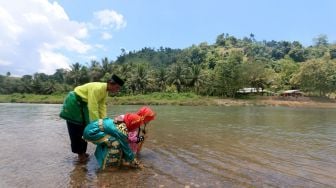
101,32,113,40
94,9,127,30
86,55,98,61
0,1,127,76
0,59,12,66
0,6,23,42
0,0,91,76
39,49,70,74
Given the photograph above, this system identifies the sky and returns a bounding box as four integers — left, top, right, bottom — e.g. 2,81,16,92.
0,0,335,76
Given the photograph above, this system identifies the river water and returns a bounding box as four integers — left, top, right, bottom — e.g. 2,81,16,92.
0,103,335,187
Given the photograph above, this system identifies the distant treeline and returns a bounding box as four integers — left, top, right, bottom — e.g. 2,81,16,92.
1,33,336,97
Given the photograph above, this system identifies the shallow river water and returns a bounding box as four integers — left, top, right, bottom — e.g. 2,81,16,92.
0,103,335,187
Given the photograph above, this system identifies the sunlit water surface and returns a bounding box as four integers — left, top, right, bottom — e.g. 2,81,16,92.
0,104,335,187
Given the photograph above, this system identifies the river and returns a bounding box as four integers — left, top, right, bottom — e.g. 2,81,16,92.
0,103,335,187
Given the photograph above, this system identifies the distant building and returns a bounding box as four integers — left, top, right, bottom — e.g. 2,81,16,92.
237,88,263,93
237,88,274,96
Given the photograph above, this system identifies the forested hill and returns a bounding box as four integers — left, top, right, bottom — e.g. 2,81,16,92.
1,33,336,97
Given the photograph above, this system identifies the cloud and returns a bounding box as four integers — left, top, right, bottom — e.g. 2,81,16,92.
39,49,70,74
94,9,127,30
0,1,127,76
0,59,12,66
101,32,113,40
0,0,91,75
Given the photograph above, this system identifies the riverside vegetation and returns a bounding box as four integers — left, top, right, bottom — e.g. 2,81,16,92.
1,33,336,101
0,92,335,109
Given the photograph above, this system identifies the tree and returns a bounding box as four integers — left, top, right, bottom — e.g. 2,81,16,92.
329,46,336,59
291,59,336,96
155,68,168,92
20,75,33,93
53,68,67,83
167,64,187,93
288,48,305,62
188,65,206,94
101,57,112,75
130,64,149,94
241,61,275,92
189,46,206,65
276,59,299,90
89,60,103,82
31,73,46,94
117,63,132,82
313,34,328,47
214,51,245,97
215,33,226,46
67,63,82,86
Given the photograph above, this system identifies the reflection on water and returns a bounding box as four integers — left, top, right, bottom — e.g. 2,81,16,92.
0,103,335,187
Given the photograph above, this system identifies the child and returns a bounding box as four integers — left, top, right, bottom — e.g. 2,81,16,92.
135,106,156,154
114,106,156,155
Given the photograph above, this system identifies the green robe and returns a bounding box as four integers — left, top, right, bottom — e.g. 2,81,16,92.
59,91,89,125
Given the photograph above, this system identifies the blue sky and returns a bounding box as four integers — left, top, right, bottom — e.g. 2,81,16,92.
0,0,335,76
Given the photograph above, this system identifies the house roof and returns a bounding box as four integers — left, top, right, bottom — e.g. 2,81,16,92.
237,88,263,93
282,90,301,94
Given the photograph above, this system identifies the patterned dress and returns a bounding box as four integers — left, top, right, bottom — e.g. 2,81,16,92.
83,118,135,169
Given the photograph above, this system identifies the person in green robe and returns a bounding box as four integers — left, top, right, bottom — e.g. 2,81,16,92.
60,75,124,162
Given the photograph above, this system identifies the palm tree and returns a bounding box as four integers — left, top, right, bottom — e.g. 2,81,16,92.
167,64,187,93
43,80,57,94
131,64,149,94
53,68,67,83
101,57,112,75
78,66,90,85
20,75,33,93
189,65,205,94
155,68,167,92
89,60,103,82
118,63,132,81
68,63,82,86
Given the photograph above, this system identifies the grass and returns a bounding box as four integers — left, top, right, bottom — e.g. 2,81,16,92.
0,92,217,105
109,92,217,105
0,93,335,108
0,93,65,104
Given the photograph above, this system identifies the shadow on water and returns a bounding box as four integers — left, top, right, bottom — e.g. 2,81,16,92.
0,104,335,187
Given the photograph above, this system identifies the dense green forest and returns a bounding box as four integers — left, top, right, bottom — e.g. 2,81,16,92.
1,33,336,98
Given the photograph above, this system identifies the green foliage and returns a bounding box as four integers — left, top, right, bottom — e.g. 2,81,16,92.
275,59,299,90
1,34,335,97
167,63,188,93
108,92,206,105
291,59,336,96
329,46,336,59
213,51,245,97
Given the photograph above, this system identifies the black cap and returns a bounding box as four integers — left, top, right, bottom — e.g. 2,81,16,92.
110,74,124,86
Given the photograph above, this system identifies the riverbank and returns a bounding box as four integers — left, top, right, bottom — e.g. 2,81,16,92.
217,96,336,108
0,93,335,108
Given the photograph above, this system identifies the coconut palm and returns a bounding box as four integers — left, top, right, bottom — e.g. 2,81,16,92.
101,57,112,75
155,68,168,92
68,63,82,86
89,60,103,82
188,64,206,94
167,64,187,93
131,64,149,94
